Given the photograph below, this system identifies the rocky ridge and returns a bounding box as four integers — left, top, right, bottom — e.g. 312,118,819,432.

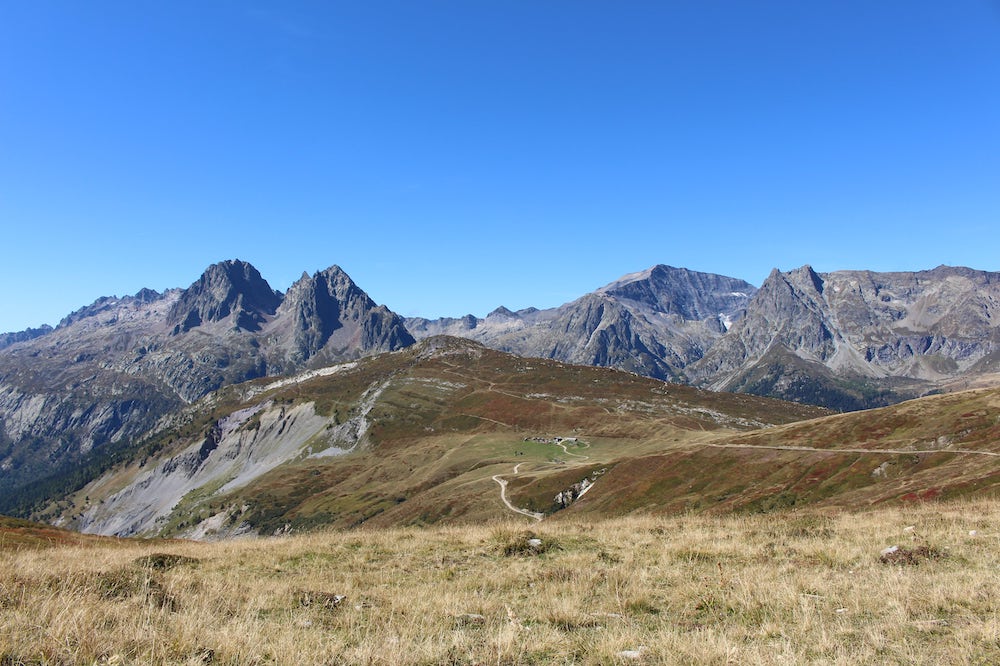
406,265,757,381
688,265,1000,409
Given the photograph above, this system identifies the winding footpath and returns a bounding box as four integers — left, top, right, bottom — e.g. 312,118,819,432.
553,441,590,459
492,463,544,521
440,356,1000,519
492,443,595,521
491,438,1000,520
704,442,1000,457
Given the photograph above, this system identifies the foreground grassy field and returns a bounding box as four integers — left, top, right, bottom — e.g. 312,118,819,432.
4,500,1000,665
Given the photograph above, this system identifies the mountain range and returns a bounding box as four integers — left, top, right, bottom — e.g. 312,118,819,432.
410,263,1000,409
0,260,412,508
688,264,1000,409
406,265,756,381
2,258,999,525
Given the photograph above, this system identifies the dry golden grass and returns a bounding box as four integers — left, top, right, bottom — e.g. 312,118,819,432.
4,500,1000,664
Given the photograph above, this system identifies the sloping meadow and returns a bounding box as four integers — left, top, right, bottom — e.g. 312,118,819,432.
3,500,999,664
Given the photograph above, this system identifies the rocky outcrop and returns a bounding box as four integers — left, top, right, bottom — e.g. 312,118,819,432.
0,325,53,351
690,265,1000,409
552,468,606,511
70,398,356,537
598,264,754,324
268,266,415,371
406,265,757,380
167,260,281,333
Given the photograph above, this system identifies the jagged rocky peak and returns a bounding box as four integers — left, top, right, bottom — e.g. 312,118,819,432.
691,264,1000,409
776,264,824,295
599,264,757,320
276,264,415,363
486,306,520,320
133,287,161,303
58,295,122,328
0,324,54,351
280,265,374,332
749,265,827,316
167,259,281,333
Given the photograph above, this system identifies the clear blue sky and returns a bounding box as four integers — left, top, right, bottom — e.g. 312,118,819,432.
2,1,998,332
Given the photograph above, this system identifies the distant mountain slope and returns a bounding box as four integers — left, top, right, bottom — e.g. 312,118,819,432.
0,260,413,508
689,265,1000,409
407,265,757,380
6,258,1000,529
0,325,53,352
46,336,827,537
562,384,1000,518
45,337,1000,538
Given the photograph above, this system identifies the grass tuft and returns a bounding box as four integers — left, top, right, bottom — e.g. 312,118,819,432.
879,545,947,566
132,553,201,571
493,527,558,557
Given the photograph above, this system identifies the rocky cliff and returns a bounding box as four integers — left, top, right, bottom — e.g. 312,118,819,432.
690,265,1000,409
0,325,53,352
407,265,756,380
167,260,281,333
268,266,414,372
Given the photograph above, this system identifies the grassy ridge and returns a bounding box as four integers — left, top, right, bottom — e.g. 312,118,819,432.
54,338,830,537
48,339,1000,537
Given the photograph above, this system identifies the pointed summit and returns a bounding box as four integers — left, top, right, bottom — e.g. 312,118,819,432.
272,265,414,367
167,259,280,333
486,306,519,320
785,264,825,295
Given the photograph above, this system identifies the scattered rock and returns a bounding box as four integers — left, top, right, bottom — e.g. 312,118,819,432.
133,553,200,571
500,530,555,556
455,613,486,627
553,479,592,509
619,646,647,660
871,461,893,478
295,589,346,610
879,545,946,565
194,648,215,664
903,525,915,533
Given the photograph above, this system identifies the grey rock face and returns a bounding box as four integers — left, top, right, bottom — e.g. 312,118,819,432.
167,260,281,333
0,260,414,510
268,266,415,371
690,265,1000,409
0,325,53,351
599,264,754,323
406,265,757,380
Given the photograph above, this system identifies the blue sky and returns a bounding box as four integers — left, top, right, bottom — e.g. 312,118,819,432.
2,1,998,332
